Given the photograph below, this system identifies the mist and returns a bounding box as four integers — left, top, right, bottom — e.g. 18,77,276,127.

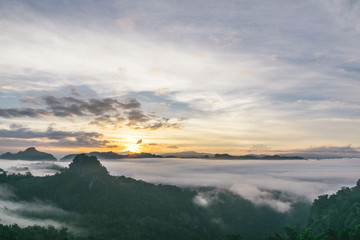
0,185,80,232
1,158,359,212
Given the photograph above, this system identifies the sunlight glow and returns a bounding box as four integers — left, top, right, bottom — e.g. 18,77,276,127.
124,143,140,153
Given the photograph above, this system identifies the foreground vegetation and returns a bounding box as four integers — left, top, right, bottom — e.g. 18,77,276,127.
0,224,88,240
266,178,360,240
266,226,360,240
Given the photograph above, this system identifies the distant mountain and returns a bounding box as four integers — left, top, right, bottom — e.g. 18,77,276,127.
127,152,163,158
160,152,304,160
261,155,304,160
60,151,163,161
61,151,127,161
214,153,304,160
161,151,215,158
0,147,57,161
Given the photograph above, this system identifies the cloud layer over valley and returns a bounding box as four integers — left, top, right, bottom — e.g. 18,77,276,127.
1,157,359,212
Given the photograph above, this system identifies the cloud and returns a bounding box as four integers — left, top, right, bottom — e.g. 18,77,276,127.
287,145,360,158
122,98,141,109
0,0,359,151
89,114,126,129
144,118,183,130
193,187,292,213
250,144,270,152
127,113,184,130
0,96,184,130
0,125,114,148
229,185,292,213
193,190,220,208
125,109,149,123
0,96,126,119
0,108,48,118
68,86,81,96
136,139,142,144
42,96,123,117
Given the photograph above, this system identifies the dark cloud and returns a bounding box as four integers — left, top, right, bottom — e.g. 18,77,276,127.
122,98,141,109
136,139,142,144
0,108,48,118
0,125,114,148
0,96,185,130
142,118,183,130
68,86,81,96
42,96,122,117
125,109,149,122
89,114,126,129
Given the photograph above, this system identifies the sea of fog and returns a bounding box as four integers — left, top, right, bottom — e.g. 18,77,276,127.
1,157,360,228
1,158,359,203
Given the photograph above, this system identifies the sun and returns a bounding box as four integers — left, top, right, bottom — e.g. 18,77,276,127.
124,144,139,153
123,137,143,153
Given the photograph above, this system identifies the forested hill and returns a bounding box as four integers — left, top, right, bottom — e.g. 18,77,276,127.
0,154,309,240
307,179,360,233
266,180,360,240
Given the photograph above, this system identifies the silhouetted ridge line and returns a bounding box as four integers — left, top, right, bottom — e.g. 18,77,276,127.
68,153,109,176
60,151,162,161
214,153,304,160
0,147,57,161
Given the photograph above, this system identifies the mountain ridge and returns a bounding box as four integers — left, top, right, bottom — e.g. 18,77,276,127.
0,147,57,161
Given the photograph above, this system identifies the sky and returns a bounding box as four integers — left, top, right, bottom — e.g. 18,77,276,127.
0,0,359,157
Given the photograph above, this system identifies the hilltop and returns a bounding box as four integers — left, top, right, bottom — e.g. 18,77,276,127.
0,147,57,161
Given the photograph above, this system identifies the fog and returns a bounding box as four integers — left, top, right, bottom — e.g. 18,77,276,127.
0,185,80,232
1,158,360,212
100,158,360,201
